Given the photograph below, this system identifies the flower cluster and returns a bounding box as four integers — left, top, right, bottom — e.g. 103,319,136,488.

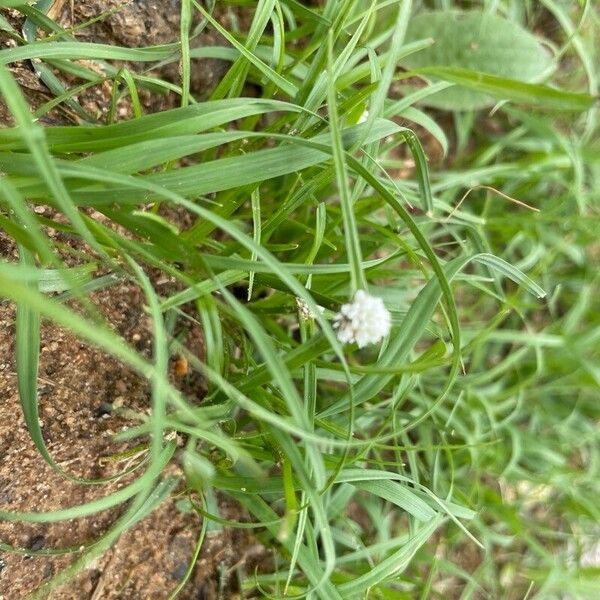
333,290,391,348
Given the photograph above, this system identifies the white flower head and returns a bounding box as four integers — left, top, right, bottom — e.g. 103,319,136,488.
358,109,369,124
333,290,391,348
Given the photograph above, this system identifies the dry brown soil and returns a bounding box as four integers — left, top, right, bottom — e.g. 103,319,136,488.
0,226,267,599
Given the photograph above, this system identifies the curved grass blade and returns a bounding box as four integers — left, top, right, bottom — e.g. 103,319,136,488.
416,66,596,111
337,516,444,595
0,40,180,66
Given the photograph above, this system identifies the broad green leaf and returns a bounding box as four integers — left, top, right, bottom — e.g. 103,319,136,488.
403,10,554,110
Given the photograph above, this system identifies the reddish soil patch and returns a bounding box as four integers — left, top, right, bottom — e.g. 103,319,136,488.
0,2,270,596
0,238,266,598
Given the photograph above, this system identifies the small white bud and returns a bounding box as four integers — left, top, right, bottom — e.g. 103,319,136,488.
296,297,324,321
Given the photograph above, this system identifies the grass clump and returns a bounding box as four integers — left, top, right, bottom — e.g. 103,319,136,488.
0,0,599,598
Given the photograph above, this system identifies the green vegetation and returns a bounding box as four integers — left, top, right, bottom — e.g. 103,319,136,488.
0,0,598,597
